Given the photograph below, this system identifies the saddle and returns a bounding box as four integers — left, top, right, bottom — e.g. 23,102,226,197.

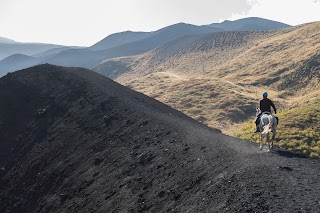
256,112,279,125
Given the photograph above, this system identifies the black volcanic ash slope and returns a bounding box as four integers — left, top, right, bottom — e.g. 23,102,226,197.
0,64,319,213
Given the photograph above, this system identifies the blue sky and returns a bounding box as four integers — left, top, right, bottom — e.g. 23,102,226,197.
1,0,320,46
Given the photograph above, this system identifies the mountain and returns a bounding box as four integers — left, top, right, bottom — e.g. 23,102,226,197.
93,21,320,155
93,30,274,79
96,23,223,56
208,17,291,31
41,23,222,69
0,18,291,73
0,54,41,77
89,31,150,51
0,42,66,61
92,21,319,160
0,47,85,77
0,37,18,44
42,48,102,69
92,29,276,127
4,22,220,69
33,46,83,59
0,64,319,212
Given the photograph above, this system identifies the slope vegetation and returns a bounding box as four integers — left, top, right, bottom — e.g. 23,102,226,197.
1,64,319,212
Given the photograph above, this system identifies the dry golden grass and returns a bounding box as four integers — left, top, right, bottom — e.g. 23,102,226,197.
125,72,269,130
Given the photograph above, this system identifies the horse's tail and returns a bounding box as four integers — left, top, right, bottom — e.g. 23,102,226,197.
261,115,273,134
269,115,273,129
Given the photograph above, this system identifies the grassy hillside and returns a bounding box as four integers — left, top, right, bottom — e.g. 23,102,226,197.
98,22,318,128
232,96,320,159
125,72,260,129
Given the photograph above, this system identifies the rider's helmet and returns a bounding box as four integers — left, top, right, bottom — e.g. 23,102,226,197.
263,91,268,97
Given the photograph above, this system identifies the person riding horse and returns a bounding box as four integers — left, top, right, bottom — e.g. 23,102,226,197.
255,91,277,133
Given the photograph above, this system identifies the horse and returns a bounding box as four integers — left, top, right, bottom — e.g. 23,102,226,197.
256,109,277,151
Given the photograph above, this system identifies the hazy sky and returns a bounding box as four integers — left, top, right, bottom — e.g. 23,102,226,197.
1,0,320,46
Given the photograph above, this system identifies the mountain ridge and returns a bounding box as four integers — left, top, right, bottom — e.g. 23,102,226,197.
0,42,67,61
208,17,291,31
0,54,41,76
0,17,291,74
89,31,150,51
0,37,18,44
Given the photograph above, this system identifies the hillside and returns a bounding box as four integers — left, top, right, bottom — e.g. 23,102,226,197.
94,30,277,80
233,95,320,159
94,22,320,132
0,64,319,212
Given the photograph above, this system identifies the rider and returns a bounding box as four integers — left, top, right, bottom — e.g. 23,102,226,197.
255,91,277,133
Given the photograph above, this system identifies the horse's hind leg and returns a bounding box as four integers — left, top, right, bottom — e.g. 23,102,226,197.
271,129,276,148
266,133,271,151
259,133,263,150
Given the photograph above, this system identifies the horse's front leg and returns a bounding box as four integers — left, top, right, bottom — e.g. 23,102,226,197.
259,133,263,150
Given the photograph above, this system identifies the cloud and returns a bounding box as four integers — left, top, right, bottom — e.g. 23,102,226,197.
130,0,253,25
229,0,320,25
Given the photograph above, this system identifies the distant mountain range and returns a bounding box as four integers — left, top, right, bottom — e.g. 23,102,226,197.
0,42,67,61
0,17,291,77
0,54,41,77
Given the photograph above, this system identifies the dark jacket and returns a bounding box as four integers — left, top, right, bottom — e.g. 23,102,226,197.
260,98,276,114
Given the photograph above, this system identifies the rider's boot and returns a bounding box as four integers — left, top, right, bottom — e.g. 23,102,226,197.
254,125,260,133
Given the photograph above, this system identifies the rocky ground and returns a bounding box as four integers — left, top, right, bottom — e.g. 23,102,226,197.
0,64,319,213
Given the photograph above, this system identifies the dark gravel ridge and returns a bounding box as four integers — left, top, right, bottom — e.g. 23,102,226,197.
0,64,319,213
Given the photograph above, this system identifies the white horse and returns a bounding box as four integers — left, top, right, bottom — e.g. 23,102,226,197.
256,109,277,151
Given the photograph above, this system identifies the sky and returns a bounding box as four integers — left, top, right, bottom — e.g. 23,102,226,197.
0,0,320,46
